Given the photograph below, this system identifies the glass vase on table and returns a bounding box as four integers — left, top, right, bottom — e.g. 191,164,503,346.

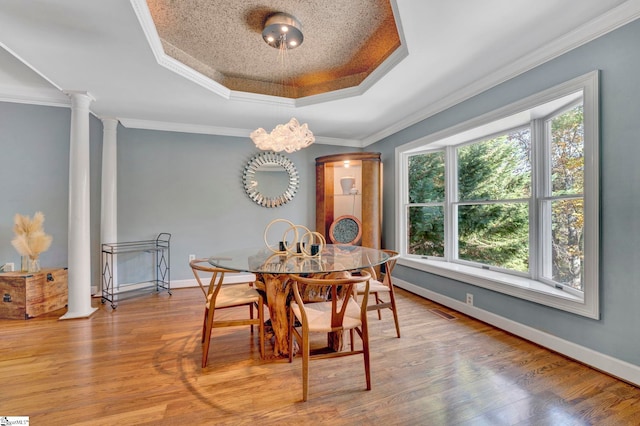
27,257,41,273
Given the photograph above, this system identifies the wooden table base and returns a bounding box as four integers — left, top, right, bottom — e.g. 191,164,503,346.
260,273,293,358
257,271,351,358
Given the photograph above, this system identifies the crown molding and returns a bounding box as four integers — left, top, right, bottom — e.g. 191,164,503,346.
129,0,408,108
118,117,250,137
291,43,409,108
118,116,361,147
314,135,363,148
0,41,68,107
129,0,232,100
0,85,69,108
362,0,640,146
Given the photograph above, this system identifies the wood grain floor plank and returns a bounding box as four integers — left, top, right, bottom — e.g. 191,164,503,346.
1,287,639,425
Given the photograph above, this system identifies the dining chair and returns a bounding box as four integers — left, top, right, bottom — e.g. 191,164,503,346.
357,249,401,338
189,259,265,367
287,269,372,401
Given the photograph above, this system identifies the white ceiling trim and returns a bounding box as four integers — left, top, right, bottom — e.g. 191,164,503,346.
293,43,409,108
129,0,408,108
313,135,363,148
118,116,362,147
0,84,69,108
129,0,232,100
361,0,640,146
0,42,69,108
119,117,251,137
294,0,408,108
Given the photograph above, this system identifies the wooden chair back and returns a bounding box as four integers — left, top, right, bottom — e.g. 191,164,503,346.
290,270,371,331
364,250,399,288
287,269,373,401
189,258,265,366
189,258,231,301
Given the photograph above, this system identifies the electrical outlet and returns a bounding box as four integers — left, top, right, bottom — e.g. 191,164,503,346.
188,254,196,262
466,293,473,306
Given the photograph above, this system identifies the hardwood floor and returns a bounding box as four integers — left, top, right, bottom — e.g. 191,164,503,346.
2,287,639,425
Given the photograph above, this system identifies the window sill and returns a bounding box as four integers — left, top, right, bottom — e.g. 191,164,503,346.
398,256,596,318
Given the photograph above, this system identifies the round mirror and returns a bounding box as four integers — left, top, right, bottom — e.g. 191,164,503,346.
243,152,299,208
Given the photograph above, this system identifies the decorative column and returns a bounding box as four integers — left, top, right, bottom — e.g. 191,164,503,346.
100,117,118,294
60,91,98,320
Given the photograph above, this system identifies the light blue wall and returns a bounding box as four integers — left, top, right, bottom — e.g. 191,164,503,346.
116,126,356,280
0,102,103,286
369,19,640,367
0,102,356,285
0,103,70,269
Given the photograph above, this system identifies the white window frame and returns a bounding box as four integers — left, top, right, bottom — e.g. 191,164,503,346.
396,71,599,319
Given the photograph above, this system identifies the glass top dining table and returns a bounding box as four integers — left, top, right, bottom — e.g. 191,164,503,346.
207,244,390,358
208,244,390,274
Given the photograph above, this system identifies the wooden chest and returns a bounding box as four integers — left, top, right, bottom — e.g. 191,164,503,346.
0,268,68,319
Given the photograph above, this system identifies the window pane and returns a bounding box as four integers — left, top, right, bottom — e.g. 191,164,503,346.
458,203,529,272
548,199,584,290
408,206,444,257
550,105,584,196
458,129,531,201
408,151,445,203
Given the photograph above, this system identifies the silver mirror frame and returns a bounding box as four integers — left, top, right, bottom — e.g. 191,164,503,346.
243,151,300,208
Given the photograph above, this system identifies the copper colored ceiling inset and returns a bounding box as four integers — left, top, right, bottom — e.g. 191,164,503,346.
146,0,402,99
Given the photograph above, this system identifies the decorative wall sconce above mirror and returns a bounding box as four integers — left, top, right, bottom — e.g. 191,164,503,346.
243,152,300,208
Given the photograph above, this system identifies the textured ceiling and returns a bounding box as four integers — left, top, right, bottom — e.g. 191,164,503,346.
147,0,401,98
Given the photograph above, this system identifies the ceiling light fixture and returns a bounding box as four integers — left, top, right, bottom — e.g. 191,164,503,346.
261,12,303,49
250,12,314,153
251,117,314,153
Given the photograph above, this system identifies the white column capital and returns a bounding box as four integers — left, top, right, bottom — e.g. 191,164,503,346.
101,117,119,134
101,116,119,125
63,90,95,99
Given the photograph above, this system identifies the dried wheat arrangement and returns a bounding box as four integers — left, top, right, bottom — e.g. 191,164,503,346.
11,212,53,271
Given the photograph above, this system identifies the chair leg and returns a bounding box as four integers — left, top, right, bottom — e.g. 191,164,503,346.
201,307,208,343
375,292,382,320
250,303,254,333
350,329,355,351
361,324,371,391
258,297,265,359
289,307,309,401
389,288,401,338
301,326,310,402
288,307,294,363
202,309,215,368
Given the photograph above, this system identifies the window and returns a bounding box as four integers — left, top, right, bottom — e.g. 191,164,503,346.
544,105,585,290
456,128,531,273
408,151,445,256
397,72,599,318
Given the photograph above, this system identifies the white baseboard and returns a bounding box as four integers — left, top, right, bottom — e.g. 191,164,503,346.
394,277,640,388
92,273,256,294
171,273,257,289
